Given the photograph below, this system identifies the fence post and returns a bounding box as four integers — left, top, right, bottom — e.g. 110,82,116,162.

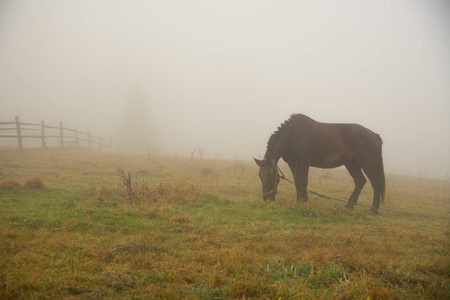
15,116,23,151
59,122,64,148
41,120,46,148
87,132,91,150
74,128,78,147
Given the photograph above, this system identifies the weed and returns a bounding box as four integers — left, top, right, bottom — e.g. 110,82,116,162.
117,167,139,207
231,160,247,176
196,146,204,161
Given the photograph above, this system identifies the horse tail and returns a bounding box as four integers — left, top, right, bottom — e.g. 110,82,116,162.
378,155,386,204
377,135,385,204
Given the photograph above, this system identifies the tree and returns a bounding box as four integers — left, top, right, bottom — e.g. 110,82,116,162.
118,85,156,153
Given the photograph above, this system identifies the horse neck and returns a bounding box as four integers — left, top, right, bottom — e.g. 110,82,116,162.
265,139,285,164
266,119,292,163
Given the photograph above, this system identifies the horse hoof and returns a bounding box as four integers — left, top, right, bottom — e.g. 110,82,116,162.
368,209,379,215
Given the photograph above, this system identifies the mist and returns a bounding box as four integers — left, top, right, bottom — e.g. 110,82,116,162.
1,0,449,179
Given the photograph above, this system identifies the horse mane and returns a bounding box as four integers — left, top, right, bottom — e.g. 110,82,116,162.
265,114,297,150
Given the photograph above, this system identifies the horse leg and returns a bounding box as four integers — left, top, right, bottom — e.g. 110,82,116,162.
362,165,382,215
288,161,309,202
344,161,366,209
297,165,309,202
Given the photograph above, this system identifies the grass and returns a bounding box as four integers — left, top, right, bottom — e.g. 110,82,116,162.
0,148,449,299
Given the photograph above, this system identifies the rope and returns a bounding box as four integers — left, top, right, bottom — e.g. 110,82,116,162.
277,167,450,221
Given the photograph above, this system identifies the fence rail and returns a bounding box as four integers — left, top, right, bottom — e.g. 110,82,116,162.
0,116,116,151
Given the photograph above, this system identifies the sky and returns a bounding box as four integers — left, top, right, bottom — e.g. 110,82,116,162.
0,0,449,179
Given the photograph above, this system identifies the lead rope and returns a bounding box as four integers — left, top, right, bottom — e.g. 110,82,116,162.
277,166,294,184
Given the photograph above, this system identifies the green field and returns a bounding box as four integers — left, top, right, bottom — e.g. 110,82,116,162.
0,148,449,299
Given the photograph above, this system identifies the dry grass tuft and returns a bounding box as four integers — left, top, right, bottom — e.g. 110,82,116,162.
0,179,22,191
23,177,48,190
0,177,48,191
117,167,203,207
170,214,193,225
154,181,203,204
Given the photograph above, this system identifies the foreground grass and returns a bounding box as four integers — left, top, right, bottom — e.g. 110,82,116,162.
0,148,449,299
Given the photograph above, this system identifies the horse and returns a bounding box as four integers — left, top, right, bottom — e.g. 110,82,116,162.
254,114,385,215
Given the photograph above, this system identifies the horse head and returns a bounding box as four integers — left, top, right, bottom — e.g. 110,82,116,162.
254,158,280,201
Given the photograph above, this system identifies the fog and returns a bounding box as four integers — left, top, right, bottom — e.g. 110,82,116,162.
1,0,449,179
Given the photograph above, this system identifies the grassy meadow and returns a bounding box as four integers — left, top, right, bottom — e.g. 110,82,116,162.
0,148,449,299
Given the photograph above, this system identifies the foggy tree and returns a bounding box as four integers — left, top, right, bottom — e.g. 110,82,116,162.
118,85,156,153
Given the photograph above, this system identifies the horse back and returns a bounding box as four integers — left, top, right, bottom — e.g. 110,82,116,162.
290,117,382,168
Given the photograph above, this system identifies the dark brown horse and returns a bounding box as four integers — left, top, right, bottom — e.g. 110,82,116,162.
254,114,385,215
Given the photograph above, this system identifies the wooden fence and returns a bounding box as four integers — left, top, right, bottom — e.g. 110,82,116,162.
0,116,117,151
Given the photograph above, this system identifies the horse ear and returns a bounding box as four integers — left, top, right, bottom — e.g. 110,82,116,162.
254,158,261,166
254,158,263,167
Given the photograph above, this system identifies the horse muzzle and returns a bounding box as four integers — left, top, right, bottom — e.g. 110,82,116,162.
263,189,277,201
